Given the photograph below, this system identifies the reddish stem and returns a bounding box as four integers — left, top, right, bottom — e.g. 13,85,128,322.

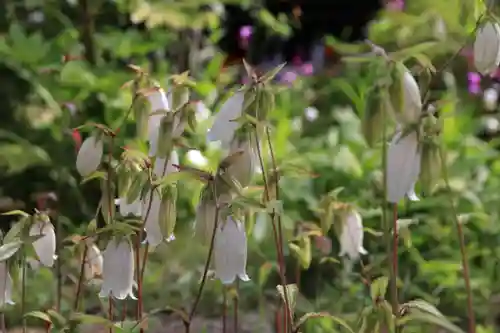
392,203,399,307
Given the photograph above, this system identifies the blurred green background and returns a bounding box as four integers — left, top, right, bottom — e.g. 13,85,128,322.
1,0,500,332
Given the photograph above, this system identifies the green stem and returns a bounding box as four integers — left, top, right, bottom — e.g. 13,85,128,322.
438,146,475,333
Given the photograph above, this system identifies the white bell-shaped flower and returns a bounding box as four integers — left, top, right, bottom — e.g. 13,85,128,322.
386,130,421,203
99,238,136,300
207,91,245,149
213,216,250,284
29,219,57,267
338,210,367,261
84,243,103,282
225,139,256,188
398,69,422,124
76,135,103,177
483,87,498,111
0,262,14,306
115,198,141,216
474,22,500,75
194,198,218,245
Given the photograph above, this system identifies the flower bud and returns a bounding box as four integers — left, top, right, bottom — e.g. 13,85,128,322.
142,192,164,247
386,130,421,203
195,191,218,246
169,85,190,111
207,92,245,149
29,217,57,267
419,139,441,195
224,138,255,189
99,237,136,300
390,64,422,125
474,21,500,75
76,135,103,177
0,263,14,306
134,96,149,140
214,216,250,284
338,209,367,261
159,185,177,241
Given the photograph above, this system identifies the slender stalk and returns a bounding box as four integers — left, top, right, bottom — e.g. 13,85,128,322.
21,248,26,333
254,127,291,332
438,146,475,333
392,203,399,311
222,287,227,333
186,183,221,332
1,312,6,333
74,243,88,311
108,296,114,333
233,280,239,333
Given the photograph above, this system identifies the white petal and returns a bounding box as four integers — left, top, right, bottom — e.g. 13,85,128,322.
386,131,420,203
117,197,142,216
147,89,170,112
401,69,422,124
207,92,245,149
214,217,249,284
111,239,135,300
29,221,56,267
474,22,500,75
84,243,103,281
483,88,498,111
339,211,366,261
76,136,103,177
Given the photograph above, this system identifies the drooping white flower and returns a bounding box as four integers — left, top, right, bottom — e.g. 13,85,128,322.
207,92,245,149
474,22,500,75
225,139,256,188
187,149,208,167
76,135,103,177
483,87,498,111
29,219,57,267
0,263,14,306
397,69,422,124
99,238,135,300
386,131,421,203
213,217,250,284
84,243,103,282
115,198,141,217
338,210,367,261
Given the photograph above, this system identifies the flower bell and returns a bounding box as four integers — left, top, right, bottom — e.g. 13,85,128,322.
99,238,136,300
84,243,103,282
338,210,367,261
207,91,245,149
386,130,421,203
474,21,500,75
29,218,57,267
147,88,170,138
76,135,103,177
0,263,14,306
213,216,250,284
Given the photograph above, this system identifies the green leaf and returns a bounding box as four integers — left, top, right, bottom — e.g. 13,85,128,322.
370,276,389,302
46,309,67,327
389,42,438,61
1,210,29,217
24,311,52,323
0,241,22,261
70,313,112,326
294,312,355,333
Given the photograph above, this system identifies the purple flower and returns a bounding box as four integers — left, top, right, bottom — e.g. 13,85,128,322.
280,71,298,84
239,26,253,39
301,63,314,76
387,0,404,11
468,72,482,95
